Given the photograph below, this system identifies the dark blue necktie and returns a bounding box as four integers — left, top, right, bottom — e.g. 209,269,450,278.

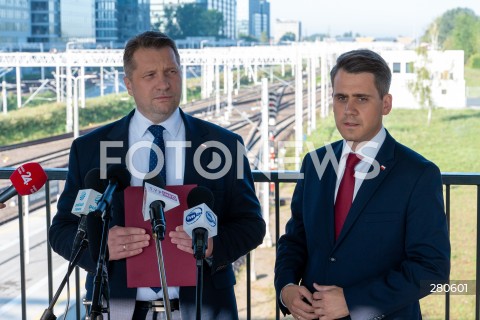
147,125,165,294
148,125,167,183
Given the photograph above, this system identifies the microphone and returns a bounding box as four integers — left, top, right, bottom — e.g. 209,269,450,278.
142,175,180,240
70,168,106,260
183,186,217,260
0,162,47,203
94,164,130,217
87,164,130,263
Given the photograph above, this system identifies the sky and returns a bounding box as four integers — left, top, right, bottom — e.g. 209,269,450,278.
238,0,480,38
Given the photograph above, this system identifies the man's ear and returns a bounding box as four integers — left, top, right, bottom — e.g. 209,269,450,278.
382,94,392,115
124,76,133,96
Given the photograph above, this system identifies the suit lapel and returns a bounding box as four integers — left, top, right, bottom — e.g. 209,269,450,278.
333,132,397,247
181,109,210,185
322,142,343,247
104,110,133,227
105,109,133,166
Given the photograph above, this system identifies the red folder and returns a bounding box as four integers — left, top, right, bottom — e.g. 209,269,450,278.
124,184,197,287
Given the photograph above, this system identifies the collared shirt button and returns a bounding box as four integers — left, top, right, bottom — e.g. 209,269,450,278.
329,257,336,262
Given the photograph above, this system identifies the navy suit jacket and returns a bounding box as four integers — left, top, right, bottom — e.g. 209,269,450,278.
49,108,266,319
275,131,450,320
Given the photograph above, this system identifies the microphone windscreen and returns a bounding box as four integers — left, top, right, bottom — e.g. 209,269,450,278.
187,186,214,209
86,212,103,263
106,164,130,191
143,174,166,189
84,168,107,193
9,162,47,196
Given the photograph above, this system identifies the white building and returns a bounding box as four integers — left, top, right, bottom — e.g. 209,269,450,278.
381,50,465,109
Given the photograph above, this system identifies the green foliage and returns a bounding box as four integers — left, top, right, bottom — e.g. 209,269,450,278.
0,102,67,145
79,93,134,127
465,67,480,86
187,86,202,101
423,8,480,62
383,108,480,172
4,91,57,111
260,31,269,43
443,12,480,61
424,8,477,45
467,53,480,69
163,6,182,39
164,3,224,39
303,33,329,42
279,32,296,42
0,93,135,145
238,34,259,43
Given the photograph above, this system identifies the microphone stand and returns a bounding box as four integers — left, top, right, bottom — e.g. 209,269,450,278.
89,207,111,320
40,238,88,320
193,228,208,320
150,203,172,320
195,257,204,320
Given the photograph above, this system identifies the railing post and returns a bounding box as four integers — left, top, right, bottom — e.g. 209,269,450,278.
275,180,281,320
445,185,450,320
18,195,27,320
476,185,480,320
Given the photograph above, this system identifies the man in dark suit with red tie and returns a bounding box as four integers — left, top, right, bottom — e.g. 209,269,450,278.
49,31,266,319
274,49,450,320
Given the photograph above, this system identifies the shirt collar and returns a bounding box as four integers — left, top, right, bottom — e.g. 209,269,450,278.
132,108,183,139
340,127,386,164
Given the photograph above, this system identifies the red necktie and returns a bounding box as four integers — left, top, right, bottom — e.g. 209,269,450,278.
335,153,361,240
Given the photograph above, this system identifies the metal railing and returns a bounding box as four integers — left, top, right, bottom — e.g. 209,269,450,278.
1,168,479,320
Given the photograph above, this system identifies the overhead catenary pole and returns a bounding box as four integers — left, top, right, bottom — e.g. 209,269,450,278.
294,50,303,170
310,54,317,130
182,64,187,105
215,63,220,116
100,66,104,97
260,78,272,247
2,80,7,114
66,66,73,133
16,65,22,109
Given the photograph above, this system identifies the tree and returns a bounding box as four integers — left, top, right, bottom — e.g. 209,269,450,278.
422,8,480,62
303,33,329,42
408,46,435,125
163,6,182,39
238,34,259,43
260,31,269,43
279,32,296,42
164,3,224,39
443,12,480,62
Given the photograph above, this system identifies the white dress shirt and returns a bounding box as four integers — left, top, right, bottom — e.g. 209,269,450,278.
127,108,186,301
334,127,386,203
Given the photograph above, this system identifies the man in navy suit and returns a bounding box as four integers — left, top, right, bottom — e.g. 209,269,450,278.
49,31,266,319
275,49,450,320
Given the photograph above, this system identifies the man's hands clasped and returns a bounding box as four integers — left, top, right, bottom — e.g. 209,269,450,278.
281,283,349,320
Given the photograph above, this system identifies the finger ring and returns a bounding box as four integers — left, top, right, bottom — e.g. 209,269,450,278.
123,244,126,251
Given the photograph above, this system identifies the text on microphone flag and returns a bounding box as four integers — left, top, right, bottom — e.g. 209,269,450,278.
183,203,217,237
71,189,102,216
9,162,47,196
142,182,180,221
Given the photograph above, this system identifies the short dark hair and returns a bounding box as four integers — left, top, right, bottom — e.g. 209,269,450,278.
123,31,181,78
330,49,392,97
